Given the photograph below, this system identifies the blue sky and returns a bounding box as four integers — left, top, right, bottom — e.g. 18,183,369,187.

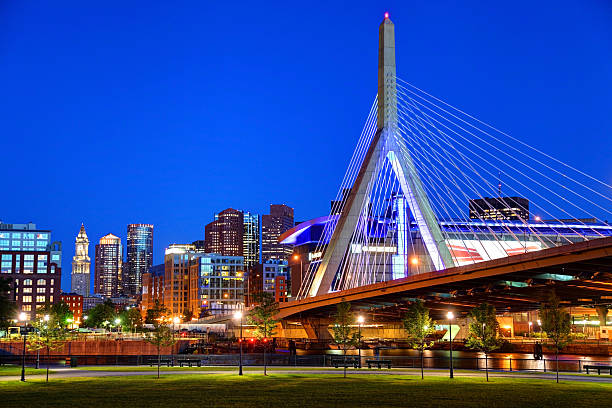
1,1,611,292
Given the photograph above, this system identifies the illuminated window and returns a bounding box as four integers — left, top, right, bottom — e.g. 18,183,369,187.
23,279,32,286
22,296,32,303
36,296,46,303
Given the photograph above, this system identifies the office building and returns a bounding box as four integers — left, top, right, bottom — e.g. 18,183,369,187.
60,292,83,326
0,222,62,320
204,208,244,256
94,233,122,297
141,264,165,316
71,224,91,296
243,212,260,269
125,224,153,295
246,259,288,306
142,246,245,318
261,204,294,261
83,294,105,311
195,252,244,315
468,196,530,221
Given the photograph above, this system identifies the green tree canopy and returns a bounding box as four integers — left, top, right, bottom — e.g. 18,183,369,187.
145,299,168,325
247,292,279,376
465,302,501,381
37,301,73,329
120,308,143,331
403,300,435,379
331,301,358,378
540,290,572,383
83,299,116,328
145,325,177,379
28,313,67,381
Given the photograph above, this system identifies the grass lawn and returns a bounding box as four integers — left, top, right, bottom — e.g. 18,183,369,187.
0,365,52,377
0,373,610,407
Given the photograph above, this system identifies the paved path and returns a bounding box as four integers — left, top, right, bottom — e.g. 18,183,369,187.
2,366,611,383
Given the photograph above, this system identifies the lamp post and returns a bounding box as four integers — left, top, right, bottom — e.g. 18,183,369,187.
357,316,364,368
19,312,27,382
234,311,243,376
293,254,303,296
447,311,454,379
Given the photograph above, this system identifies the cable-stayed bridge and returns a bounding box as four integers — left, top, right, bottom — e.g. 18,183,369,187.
277,15,612,329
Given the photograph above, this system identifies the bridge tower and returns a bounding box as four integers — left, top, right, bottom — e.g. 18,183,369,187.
308,14,454,297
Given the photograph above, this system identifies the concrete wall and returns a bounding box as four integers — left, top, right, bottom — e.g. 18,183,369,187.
0,339,194,356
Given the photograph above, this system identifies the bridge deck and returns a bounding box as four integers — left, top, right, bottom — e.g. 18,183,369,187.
278,236,612,320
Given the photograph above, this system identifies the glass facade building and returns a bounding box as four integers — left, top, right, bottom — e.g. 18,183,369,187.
0,222,62,321
125,224,153,295
195,253,244,316
243,212,260,269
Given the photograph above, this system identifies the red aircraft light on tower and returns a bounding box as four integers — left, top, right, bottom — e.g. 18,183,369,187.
384,12,389,19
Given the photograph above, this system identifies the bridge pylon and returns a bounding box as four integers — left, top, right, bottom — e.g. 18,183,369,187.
308,15,454,297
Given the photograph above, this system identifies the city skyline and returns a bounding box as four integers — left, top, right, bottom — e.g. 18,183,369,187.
2,2,611,293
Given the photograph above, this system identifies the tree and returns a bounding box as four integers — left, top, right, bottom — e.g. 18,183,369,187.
83,299,116,328
120,308,143,333
28,314,67,382
0,278,17,337
145,324,176,379
247,292,279,376
465,303,501,381
145,299,168,325
37,301,73,329
402,300,435,379
183,310,194,322
540,291,572,383
331,301,358,378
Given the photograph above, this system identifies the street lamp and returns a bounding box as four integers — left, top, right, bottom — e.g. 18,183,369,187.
115,318,121,333
19,312,27,382
447,311,454,379
234,311,244,376
293,254,303,296
357,315,364,368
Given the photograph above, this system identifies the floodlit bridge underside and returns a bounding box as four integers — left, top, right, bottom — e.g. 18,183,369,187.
278,236,612,323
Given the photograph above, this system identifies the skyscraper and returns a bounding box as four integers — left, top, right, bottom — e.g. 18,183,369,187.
94,233,122,297
261,204,294,261
204,208,244,256
71,223,91,296
243,212,260,269
125,224,153,296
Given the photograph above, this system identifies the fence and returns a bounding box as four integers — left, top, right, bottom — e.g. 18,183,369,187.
1,353,609,374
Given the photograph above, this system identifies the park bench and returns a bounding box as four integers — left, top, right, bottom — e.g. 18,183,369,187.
177,358,202,367
365,359,392,369
330,356,359,369
584,365,612,375
148,358,173,367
